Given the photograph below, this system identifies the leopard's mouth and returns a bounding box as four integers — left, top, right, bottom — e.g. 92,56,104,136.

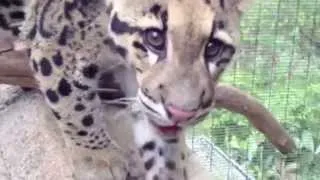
137,89,212,135
149,120,182,135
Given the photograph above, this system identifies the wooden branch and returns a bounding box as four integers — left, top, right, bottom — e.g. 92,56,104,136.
0,38,38,88
0,40,296,154
214,84,296,153
0,50,37,88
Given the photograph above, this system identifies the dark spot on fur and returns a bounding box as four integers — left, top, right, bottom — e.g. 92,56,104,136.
81,30,86,40
139,149,144,157
73,81,89,90
144,158,155,170
64,130,72,134
217,20,225,29
79,0,90,7
9,11,24,19
110,13,141,34
165,160,176,170
161,11,168,30
27,49,32,58
220,0,225,9
89,140,95,143
149,4,161,15
52,110,61,120
103,38,127,58
115,46,127,58
166,138,179,144
11,27,20,36
0,0,10,7
82,64,99,79
126,172,140,180
204,0,210,5
159,148,163,156
78,21,85,28
39,0,54,38
11,0,24,6
58,25,74,45
39,58,52,76
46,89,59,103
76,143,81,146
133,41,147,52
86,92,96,101
74,103,85,111
32,60,38,72
142,141,156,151
82,114,94,127
52,51,63,66
0,14,9,29
77,130,88,136
153,175,159,180
66,122,75,127
181,153,185,160
64,1,77,20
183,168,188,180
58,78,72,96
27,25,37,40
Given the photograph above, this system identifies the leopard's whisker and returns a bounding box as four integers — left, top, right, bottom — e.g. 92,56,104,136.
94,88,121,92
102,101,131,105
140,106,163,119
101,97,138,105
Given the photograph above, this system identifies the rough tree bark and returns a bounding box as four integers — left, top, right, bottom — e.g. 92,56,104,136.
0,39,296,154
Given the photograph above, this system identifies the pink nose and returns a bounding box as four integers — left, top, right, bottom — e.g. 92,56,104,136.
166,105,197,122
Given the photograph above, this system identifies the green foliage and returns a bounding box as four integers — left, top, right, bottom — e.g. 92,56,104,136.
192,0,320,179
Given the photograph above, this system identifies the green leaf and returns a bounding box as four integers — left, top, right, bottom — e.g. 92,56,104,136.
230,136,241,149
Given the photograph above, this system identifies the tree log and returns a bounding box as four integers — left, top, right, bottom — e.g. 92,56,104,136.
0,40,296,154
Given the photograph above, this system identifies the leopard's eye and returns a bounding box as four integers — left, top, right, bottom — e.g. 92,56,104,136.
143,28,165,53
204,39,224,59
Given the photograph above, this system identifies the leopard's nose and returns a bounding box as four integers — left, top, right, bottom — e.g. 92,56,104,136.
166,105,197,122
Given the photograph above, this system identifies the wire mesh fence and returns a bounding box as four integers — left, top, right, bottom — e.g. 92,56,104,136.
188,0,320,179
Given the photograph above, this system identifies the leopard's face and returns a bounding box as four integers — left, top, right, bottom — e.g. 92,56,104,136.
108,0,253,132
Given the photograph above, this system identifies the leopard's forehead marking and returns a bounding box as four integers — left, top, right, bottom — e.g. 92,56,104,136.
167,0,216,63
168,0,215,36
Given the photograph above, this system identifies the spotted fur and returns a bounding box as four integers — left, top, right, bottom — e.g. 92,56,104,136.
1,0,254,179
0,0,26,35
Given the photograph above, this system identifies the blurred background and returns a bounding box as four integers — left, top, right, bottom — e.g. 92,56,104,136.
187,0,320,179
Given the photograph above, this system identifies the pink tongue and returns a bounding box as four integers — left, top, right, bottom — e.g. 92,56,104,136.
157,126,181,134
167,105,197,122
